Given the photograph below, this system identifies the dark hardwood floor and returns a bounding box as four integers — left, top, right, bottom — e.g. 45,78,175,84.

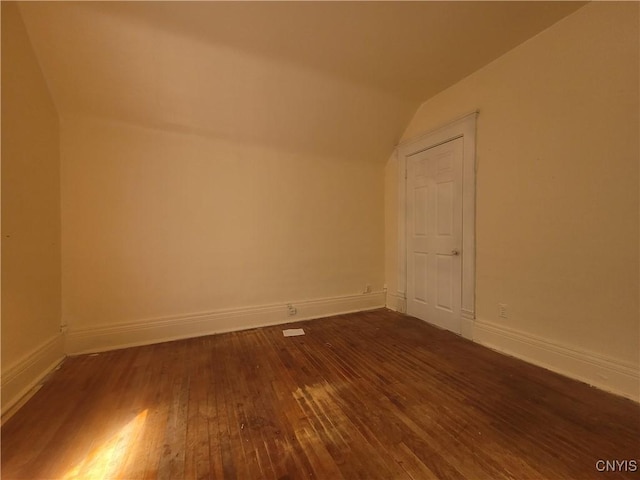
2,309,639,479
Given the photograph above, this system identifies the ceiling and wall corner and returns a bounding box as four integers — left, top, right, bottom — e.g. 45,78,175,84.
8,1,588,347
17,1,585,163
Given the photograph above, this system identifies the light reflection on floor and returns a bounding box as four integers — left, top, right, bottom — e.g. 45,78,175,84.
62,409,148,480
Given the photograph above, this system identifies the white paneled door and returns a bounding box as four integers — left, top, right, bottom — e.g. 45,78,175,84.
407,137,463,334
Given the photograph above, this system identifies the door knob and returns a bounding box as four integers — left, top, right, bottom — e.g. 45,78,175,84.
451,249,459,256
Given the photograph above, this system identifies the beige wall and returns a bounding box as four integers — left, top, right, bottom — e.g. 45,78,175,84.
386,2,639,365
3,0,636,404
61,115,384,331
1,3,61,376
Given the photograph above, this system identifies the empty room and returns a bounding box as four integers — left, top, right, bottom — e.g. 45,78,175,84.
1,1,639,479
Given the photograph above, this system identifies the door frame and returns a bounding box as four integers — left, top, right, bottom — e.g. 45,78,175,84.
396,111,477,339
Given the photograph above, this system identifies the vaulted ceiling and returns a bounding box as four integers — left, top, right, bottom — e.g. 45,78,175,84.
18,1,585,161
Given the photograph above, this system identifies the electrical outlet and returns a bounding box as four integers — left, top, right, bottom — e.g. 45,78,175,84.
287,304,297,316
364,284,372,294
498,303,508,319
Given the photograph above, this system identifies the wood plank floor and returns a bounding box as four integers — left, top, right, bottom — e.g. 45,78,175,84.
2,309,639,479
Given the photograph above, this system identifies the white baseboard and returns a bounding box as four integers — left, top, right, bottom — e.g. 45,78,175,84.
385,291,406,313
66,292,386,355
1,334,65,417
474,319,639,402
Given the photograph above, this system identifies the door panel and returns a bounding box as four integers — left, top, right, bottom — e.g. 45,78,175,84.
414,186,428,236
413,253,428,303
436,254,453,311
407,137,463,333
437,182,453,235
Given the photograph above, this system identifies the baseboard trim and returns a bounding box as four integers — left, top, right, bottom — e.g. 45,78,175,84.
66,292,386,355
385,291,406,313
474,319,639,402
1,334,66,417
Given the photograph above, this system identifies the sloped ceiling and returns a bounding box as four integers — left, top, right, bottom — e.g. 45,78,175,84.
18,1,584,161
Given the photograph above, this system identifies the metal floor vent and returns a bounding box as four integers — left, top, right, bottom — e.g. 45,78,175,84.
282,328,305,337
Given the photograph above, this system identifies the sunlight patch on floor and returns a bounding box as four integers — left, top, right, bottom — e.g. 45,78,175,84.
62,409,148,480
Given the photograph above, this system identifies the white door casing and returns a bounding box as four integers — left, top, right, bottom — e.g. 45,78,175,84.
396,112,477,339
407,137,463,333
